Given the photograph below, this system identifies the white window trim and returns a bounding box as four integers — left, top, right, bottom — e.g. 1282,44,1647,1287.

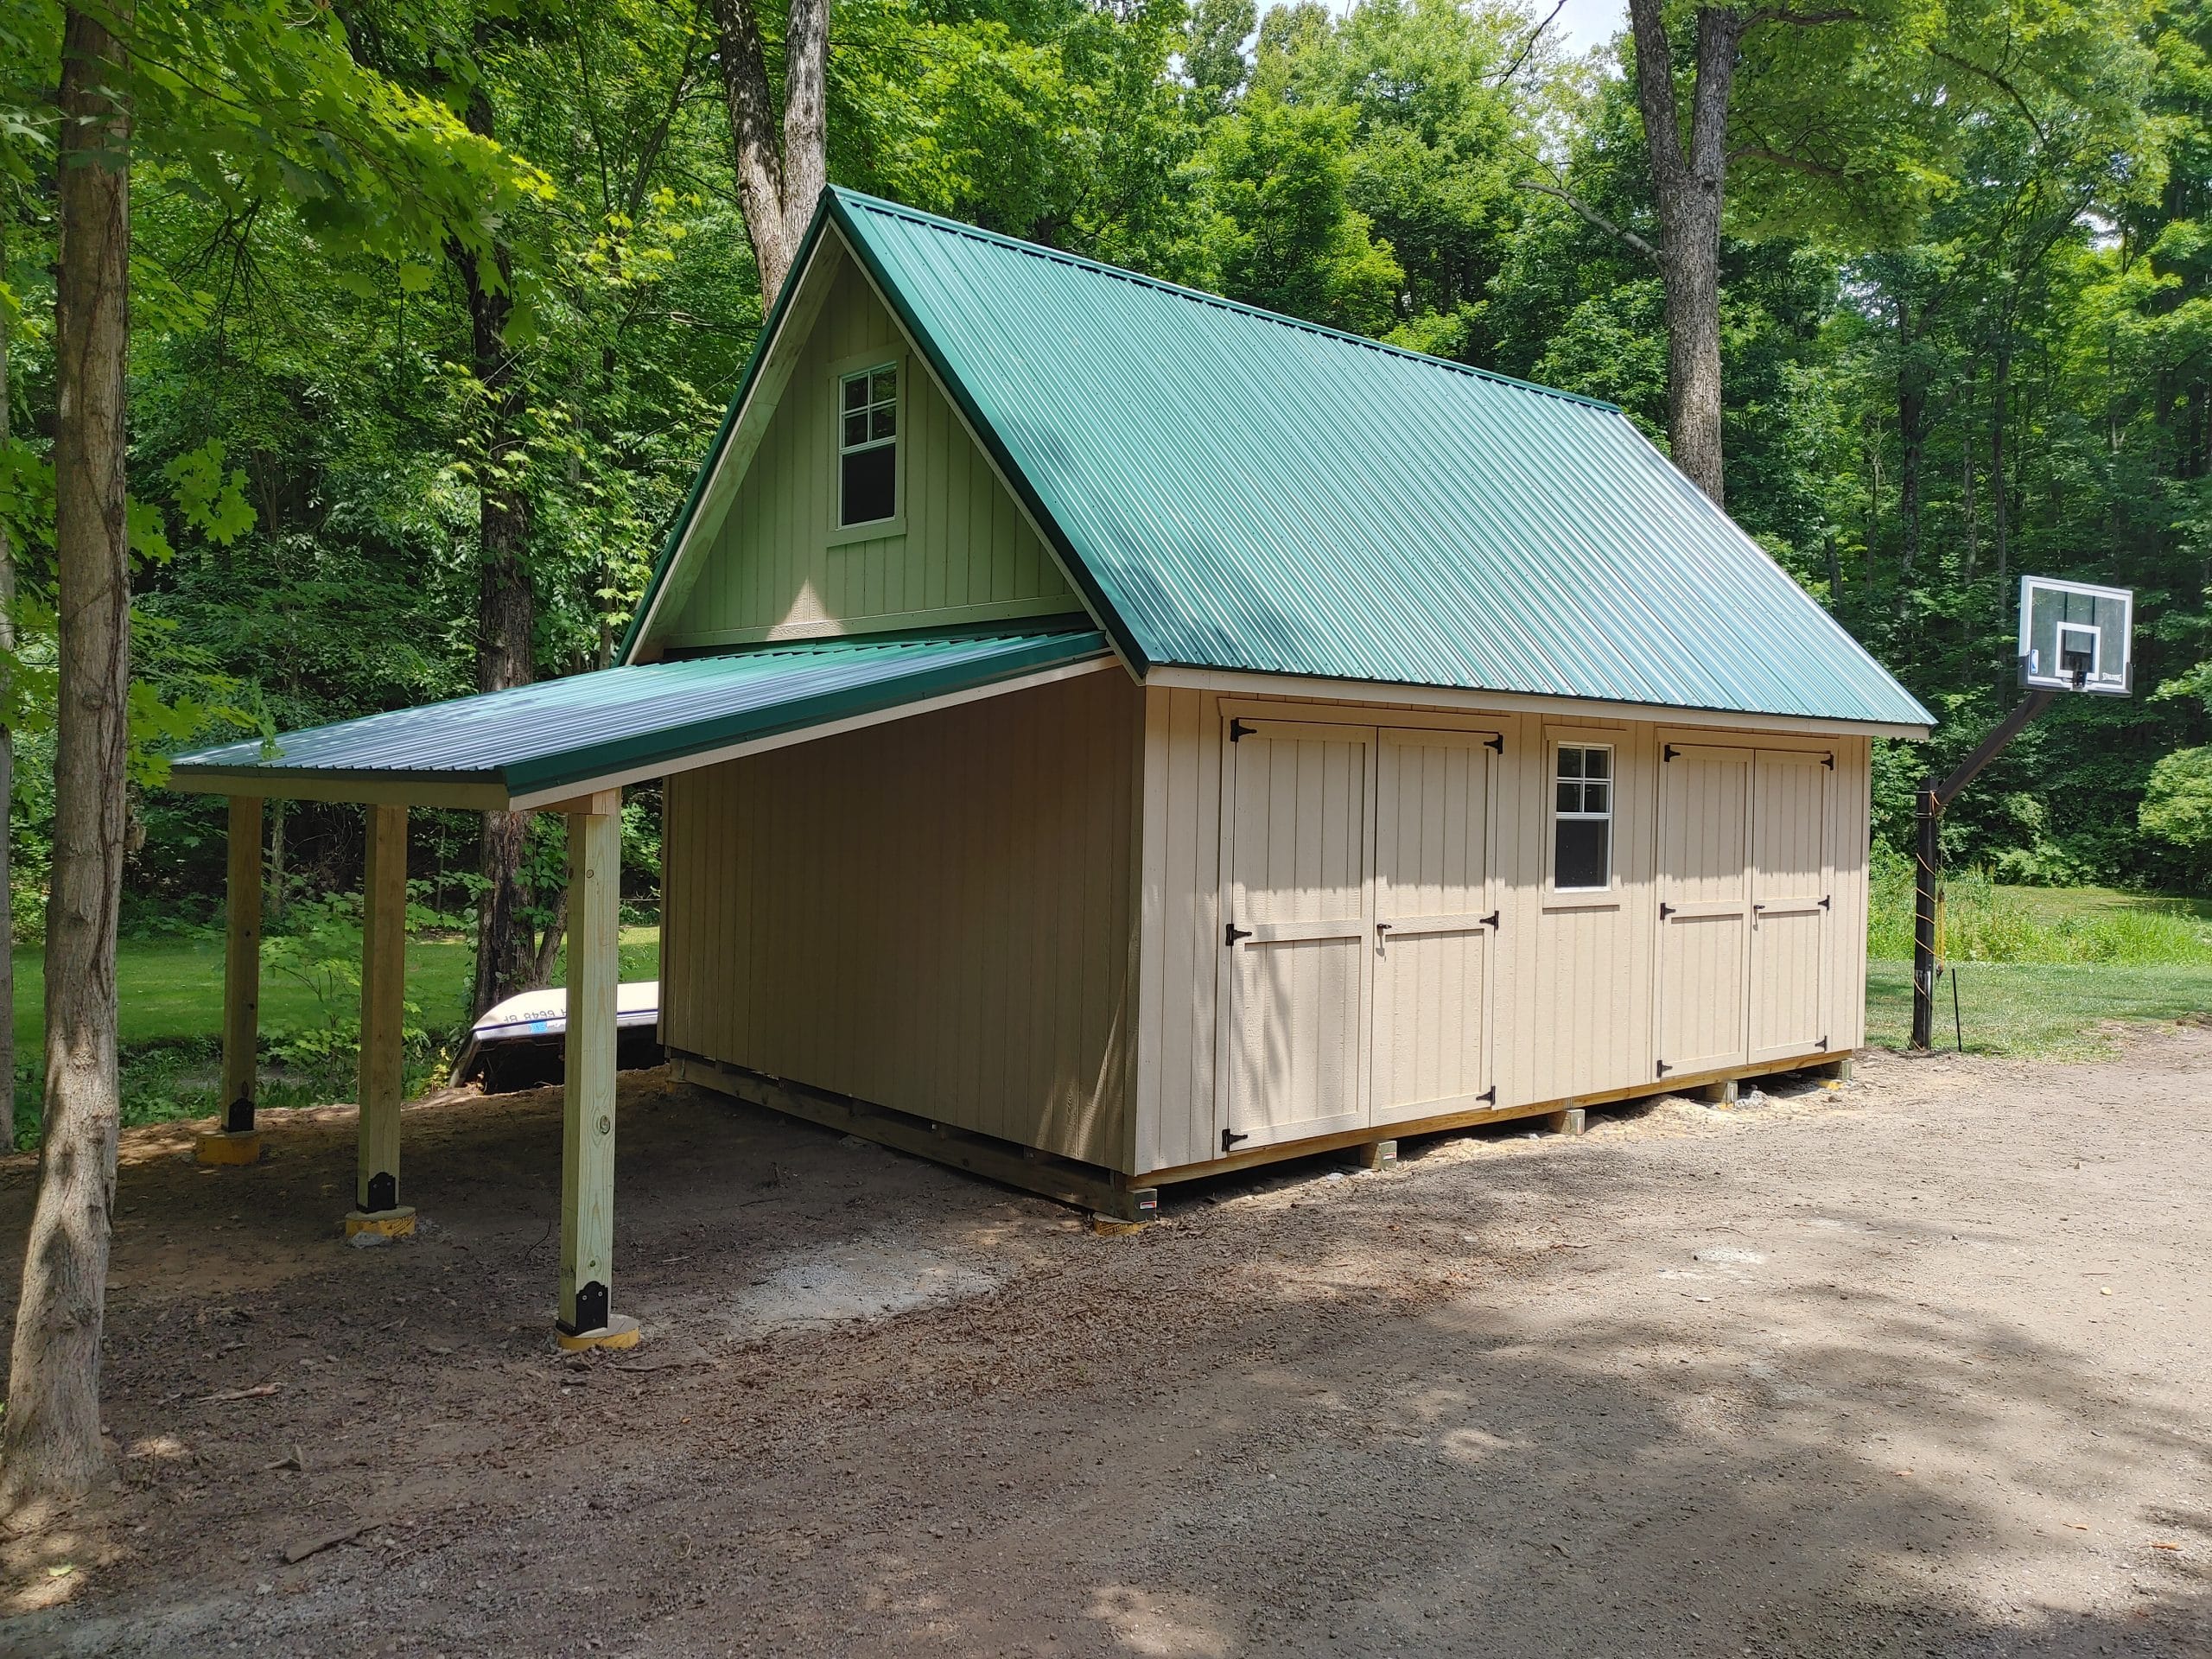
829,347,906,545
1549,738,1616,899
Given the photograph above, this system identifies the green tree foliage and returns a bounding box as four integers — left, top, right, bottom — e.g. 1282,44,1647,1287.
0,0,2205,967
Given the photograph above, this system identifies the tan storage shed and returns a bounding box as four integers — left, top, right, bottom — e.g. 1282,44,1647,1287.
169,190,1931,1339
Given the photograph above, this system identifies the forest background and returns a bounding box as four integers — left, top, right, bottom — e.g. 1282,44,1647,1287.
1,0,2209,1082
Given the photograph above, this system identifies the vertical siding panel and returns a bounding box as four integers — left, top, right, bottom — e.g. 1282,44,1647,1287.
661,670,1139,1169
1134,689,1173,1171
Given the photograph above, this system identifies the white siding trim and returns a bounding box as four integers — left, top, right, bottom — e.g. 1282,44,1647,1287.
1150,667,1929,740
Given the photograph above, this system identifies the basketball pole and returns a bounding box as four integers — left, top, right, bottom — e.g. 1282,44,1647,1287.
1911,687,2058,1050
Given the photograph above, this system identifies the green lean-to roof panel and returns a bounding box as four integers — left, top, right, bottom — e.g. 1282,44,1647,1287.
823,190,1931,730
170,629,1110,801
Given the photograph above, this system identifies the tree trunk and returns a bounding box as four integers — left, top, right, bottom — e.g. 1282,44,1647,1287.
448,79,538,1019
1992,343,2009,628
0,208,16,1138
1625,0,1741,508
0,4,132,1518
711,0,831,304
1897,292,1924,613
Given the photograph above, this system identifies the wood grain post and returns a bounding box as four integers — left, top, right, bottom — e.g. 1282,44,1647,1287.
220,796,263,1127
556,794,636,1349
348,804,412,1234
196,795,266,1166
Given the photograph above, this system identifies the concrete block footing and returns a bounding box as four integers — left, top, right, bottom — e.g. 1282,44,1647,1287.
1346,1140,1399,1170
194,1129,263,1166
555,1315,642,1353
1541,1108,1586,1136
343,1205,416,1239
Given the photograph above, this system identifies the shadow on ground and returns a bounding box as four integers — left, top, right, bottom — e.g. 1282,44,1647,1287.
0,1035,2205,1657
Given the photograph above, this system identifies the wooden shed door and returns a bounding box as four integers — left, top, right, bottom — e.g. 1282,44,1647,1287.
1371,728,1498,1123
1748,749,1832,1062
1656,744,1753,1077
1219,719,1375,1151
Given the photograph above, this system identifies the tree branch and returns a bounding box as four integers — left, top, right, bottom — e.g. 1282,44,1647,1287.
1726,145,1850,181
1514,181,1663,264
1491,0,1566,86
1929,47,2048,144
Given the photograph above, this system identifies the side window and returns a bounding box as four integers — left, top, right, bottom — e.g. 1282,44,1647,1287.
838,363,898,526
1554,742,1612,892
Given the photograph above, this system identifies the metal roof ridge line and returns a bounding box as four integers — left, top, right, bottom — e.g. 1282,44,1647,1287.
829,186,1624,415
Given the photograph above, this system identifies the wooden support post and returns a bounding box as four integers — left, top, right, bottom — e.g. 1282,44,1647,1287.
1541,1107,1585,1136
1699,1079,1738,1105
556,794,638,1350
346,804,412,1237
195,795,264,1166
1814,1055,1853,1084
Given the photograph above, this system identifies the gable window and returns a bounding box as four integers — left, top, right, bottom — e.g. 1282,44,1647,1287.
838,363,899,527
1554,742,1612,891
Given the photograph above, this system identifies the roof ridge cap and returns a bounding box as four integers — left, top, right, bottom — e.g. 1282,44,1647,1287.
827,187,1623,414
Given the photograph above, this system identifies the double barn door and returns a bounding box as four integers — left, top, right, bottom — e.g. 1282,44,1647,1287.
1218,719,1499,1153
1655,744,1833,1078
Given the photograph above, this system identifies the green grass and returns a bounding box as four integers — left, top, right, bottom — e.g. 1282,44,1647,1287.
7,924,661,1147
10,926,662,1052
1866,870,2212,1058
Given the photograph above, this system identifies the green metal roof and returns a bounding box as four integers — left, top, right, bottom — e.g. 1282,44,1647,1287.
636,189,1925,730
169,629,1110,807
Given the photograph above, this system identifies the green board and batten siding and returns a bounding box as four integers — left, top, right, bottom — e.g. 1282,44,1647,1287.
653,253,1076,652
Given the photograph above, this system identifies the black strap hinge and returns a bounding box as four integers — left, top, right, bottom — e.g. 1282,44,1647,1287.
1230,718,1255,742
1819,1033,1829,1050
1820,894,1832,910
1225,922,1252,946
1822,751,1836,769
1222,1128,1250,1154
1663,743,1680,761
1479,910,1499,930
1477,1085,1497,1104
1484,734,1503,753
1659,901,1675,919
1656,1060,1671,1077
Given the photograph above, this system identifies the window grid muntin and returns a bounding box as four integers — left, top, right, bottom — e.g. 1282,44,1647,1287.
839,365,898,454
1553,741,1613,892
837,362,899,527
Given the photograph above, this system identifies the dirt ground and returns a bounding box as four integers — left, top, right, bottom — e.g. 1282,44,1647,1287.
0,1027,2207,1659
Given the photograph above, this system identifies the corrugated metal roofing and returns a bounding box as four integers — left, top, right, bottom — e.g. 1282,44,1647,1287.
169,629,1110,804
799,189,1929,730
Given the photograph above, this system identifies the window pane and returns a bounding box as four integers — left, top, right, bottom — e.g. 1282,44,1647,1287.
1555,817,1609,890
841,444,897,525
871,405,897,442
1558,747,1584,779
870,368,897,404
1583,748,1610,780
1556,781,1580,813
843,375,868,411
1583,780,1608,814
842,412,868,448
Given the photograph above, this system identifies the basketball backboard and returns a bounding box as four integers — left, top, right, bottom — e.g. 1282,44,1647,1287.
2018,575,2132,695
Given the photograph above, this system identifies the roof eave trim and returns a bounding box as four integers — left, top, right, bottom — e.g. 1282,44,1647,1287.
1142,665,1934,739
825,194,1154,678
